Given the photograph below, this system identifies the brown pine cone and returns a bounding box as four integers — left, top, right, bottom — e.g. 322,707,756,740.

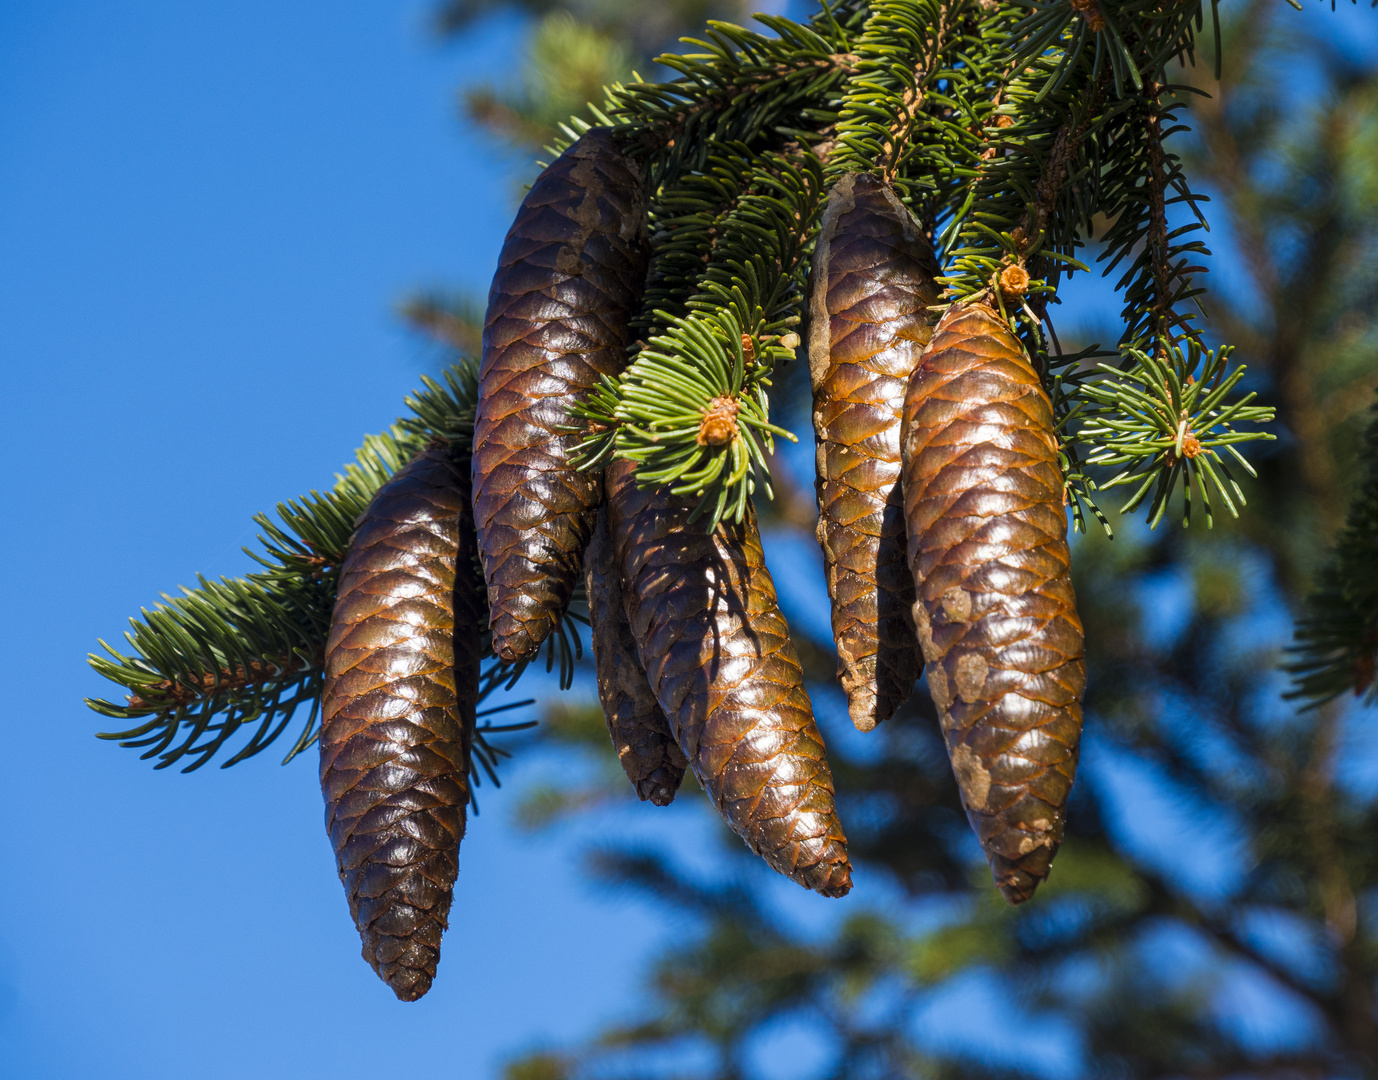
585,502,687,805
606,459,853,896
319,445,481,1000
808,173,940,733
473,128,649,664
900,303,1086,904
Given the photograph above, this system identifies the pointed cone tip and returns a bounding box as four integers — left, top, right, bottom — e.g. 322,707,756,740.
812,861,854,898
846,688,880,733
384,968,434,1002
492,631,533,665
994,866,1045,905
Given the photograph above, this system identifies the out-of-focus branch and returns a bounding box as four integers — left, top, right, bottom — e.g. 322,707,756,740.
399,292,484,356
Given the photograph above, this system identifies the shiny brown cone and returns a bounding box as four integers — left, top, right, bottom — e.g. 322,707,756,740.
320,446,482,999
900,303,1086,904
809,172,940,732
473,128,649,664
606,459,853,896
585,502,687,805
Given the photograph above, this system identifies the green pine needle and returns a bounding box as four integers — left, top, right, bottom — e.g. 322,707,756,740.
1074,340,1275,529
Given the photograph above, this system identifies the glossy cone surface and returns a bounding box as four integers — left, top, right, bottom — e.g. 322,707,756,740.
606,460,852,895
900,304,1085,903
320,446,481,999
473,128,649,663
585,503,687,804
809,173,939,732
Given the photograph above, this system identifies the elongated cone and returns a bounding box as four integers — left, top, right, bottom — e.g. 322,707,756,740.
320,445,481,1000
585,503,687,805
809,173,940,732
473,128,649,664
900,303,1086,904
606,459,852,896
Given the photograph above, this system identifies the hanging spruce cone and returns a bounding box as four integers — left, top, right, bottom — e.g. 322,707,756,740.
606,459,852,896
585,503,687,805
809,173,940,733
319,445,481,1000
473,128,650,664
900,303,1085,904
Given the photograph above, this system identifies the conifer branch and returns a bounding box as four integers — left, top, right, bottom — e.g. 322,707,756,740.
398,292,485,358
1099,82,1211,350
86,361,580,772
603,146,826,525
1077,340,1274,528
570,0,1277,530
830,0,1013,209
550,9,866,184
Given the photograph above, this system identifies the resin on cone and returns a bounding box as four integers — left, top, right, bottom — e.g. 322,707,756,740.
605,458,852,896
900,303,1086,904
473,128,649,664
320,446,482,999
809,172,939,732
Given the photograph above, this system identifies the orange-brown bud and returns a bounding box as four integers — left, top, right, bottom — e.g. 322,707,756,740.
999,263,1031,298
1070,0,1107,32
697,395,740,446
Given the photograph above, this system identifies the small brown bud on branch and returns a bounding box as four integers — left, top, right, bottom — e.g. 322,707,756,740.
999,263,1031,299
698,395,741,446
1070,0,1107,33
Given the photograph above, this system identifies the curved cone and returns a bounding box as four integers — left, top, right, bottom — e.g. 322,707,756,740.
606,459,852,896
809,172,939,732
585,503,687,805
320,446,481,999
900,304,1085,904
473,128,649,664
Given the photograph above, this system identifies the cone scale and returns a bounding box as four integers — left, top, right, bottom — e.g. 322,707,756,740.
585,502,688,805
809,173,940,732
472,128,649,664
319,446,482,999
900,303,1086,903
606,459,853,896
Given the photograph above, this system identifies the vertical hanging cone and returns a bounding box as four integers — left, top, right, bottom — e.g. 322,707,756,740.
900,303,1086,904
809,173,940,732
585,503,688,805
605,460,853,896
473,128,649,665
320,445,481,1000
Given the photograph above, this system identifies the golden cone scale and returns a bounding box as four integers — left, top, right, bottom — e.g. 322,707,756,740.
606,459,853,897
809,172,939,732
900,303,1086,904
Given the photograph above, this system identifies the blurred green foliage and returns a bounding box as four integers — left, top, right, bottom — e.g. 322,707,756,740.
435,0,762,150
